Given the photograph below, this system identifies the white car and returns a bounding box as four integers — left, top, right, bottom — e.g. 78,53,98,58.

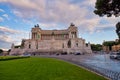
110,52,120,59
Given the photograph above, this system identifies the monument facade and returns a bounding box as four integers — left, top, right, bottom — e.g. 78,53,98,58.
10,23,92,55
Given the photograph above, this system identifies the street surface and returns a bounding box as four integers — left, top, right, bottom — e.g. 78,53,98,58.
40,54,120,72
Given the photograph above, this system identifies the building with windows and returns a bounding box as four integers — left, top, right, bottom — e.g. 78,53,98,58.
10,23,92,55
102,39,120,52
112,44,120,52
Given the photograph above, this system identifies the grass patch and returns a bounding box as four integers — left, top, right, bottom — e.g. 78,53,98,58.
0,56,30,61
0,57,107,80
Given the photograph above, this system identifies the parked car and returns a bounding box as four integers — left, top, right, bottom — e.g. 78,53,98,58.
20,53,31,57
61,52,67,55
110,52,120,59
74,53,81,55
74,52,83,55
56,53,60,56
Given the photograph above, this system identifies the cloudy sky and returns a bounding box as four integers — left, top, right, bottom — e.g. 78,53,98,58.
0,0,119,50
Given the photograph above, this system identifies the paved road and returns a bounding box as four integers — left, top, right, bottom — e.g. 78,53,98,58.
38,54,120,79
40,54,120,72
83,54,120,72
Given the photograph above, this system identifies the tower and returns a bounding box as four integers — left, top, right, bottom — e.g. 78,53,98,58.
31,24,41,40
68,23,78,39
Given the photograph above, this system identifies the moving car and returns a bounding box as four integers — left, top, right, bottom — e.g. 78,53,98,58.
110,52,120,59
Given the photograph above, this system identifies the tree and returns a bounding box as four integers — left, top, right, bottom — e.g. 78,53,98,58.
8,49,11,53
0,49,3,54
91,44,102,51
116,22,120,41
94,0,120,41
94,0,120,17
103,41,118,50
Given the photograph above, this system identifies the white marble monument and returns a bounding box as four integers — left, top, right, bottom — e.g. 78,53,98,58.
10,23,92,55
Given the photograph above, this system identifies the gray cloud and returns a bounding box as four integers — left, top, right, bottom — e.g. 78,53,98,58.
0,1,88,24
0,26,18,45
0,26,20,34
0,0,119,48
0,0,118,34
0,35,12,43
0,26,23,49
